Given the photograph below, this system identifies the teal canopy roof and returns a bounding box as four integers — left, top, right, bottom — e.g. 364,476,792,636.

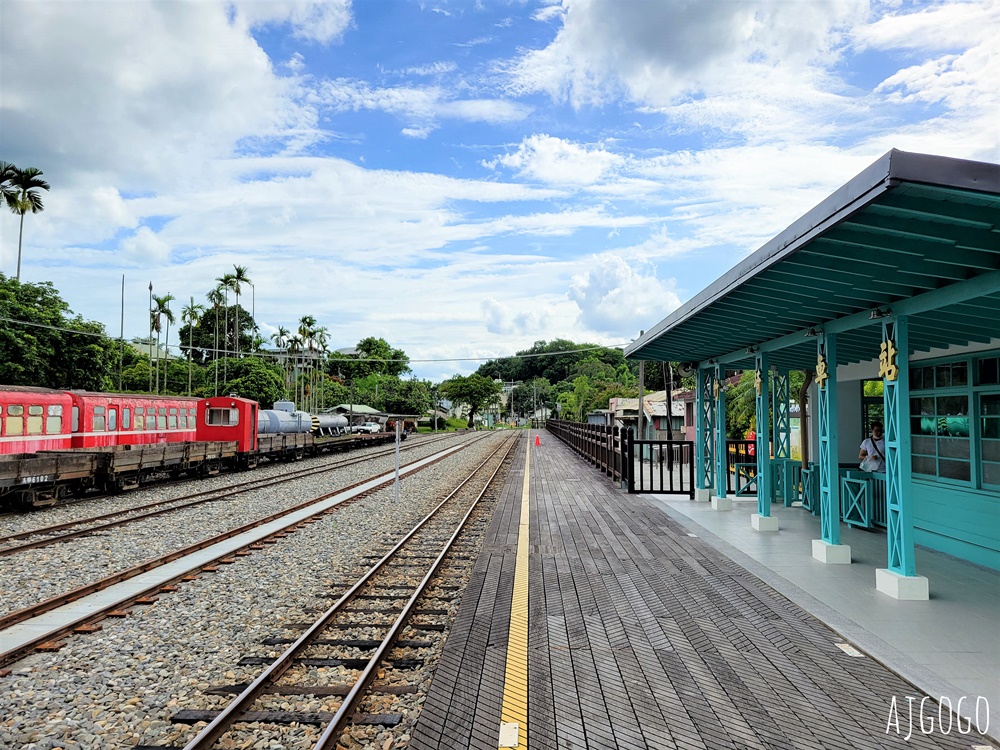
625,150,1000,371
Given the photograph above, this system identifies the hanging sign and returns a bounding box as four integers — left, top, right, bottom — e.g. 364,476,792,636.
816,353,829,389
879,337,899,381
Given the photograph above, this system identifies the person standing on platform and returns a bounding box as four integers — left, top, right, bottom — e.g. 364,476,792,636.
859,421,886,473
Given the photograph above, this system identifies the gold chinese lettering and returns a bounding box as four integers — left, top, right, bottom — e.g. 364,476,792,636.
879,338,899,381
713,380,721,399
754,369,763,396
816,354,829,389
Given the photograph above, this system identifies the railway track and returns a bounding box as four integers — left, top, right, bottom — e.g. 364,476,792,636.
0,433,458,556
151,432,518,750
0,434,496,668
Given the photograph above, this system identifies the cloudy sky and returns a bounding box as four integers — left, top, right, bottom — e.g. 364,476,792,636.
2,0,997,382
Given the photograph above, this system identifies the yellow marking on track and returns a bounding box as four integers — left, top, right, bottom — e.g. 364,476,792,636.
499,432,531,749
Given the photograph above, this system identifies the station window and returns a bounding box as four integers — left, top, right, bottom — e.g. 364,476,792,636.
46,404,63,434
92,405,106,432
7,405,24,436
206,407,239,426
123,408,131,430
977,356,1000,386
910,395,970,481
982,394,1000,489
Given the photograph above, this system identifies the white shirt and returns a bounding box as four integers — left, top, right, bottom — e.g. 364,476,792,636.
860,436,886,472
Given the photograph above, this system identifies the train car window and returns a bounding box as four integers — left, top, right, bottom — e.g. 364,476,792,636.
206,407,240,426
135,407,144,416
123,408,131,429
46,411,63,433
157,416,166,429
92,406,106,432
146,415,156,429
109,409,118,431
72,406,79,432
27,405,44,435
189,408,197,416
158,407,167,416
179,415,187,429
7,406,24,435
169,407,178,415
168,415,177,429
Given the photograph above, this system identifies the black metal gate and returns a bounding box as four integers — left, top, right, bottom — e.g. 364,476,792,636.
624,429,695,497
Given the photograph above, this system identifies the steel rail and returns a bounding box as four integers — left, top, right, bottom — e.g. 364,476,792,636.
180,433,518,750
0,435,488,648
0,433,457,549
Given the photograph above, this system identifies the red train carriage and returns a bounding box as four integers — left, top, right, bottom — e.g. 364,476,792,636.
68,392,200,449
197,396,258,453
0,386,73,455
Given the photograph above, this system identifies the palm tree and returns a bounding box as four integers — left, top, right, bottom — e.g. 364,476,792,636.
182,297,205,396
3,166,50,282
0,161,17,198
230,265,251,358
151,294,175,393
314,326,329,410
298,315,317,411
206,286,225,396
271,326,291,395
216,273,235,386
287,334,304,407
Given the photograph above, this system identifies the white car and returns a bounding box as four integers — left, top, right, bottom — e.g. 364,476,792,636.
351,422,382,434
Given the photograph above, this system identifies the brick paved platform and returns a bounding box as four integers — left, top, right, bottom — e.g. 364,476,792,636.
409,434,996,750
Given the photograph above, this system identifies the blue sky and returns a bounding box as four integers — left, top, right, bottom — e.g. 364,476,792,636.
2,0,998,382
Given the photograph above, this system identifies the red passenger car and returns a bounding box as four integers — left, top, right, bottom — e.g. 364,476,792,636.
67,392,200,449
0,386,74,455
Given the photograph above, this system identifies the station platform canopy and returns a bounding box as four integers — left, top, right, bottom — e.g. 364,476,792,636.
625,150,1000,370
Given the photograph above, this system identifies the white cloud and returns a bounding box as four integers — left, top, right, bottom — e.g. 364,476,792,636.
567,254,681,336
481,296,549,335
483,134,623,186
234,0,353,44
120,227,173,265
319,79,531,128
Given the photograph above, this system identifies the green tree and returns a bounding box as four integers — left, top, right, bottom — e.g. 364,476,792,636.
209,356,286,407
3,166,50,282
329,336,411,380
0,274,118,390
151,293,175,394
439,373,503,428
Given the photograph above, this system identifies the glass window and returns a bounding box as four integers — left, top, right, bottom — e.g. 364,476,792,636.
28,405,43,416
146,415,156,429
47,404,62,416
123,408,131,429
72,406,79,432
169,407,178,415
158,407,166,416
27,414,43,434
135,407,144,416
46,414,62,433
978,357,999,386
179,415,187,429
982,394,1000,488
206,407,239,426
9,405,23,416
109,409,118,431
92,405,106,432
168,415,177,429
909,395,970,482
7,414,24,435
157,416,166,429
189,408,197,416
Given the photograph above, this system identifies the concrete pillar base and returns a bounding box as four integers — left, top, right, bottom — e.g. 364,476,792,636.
694,488,712,503
751,513,779,532
711,496,732,511
876,568,929,600
812,539,852,564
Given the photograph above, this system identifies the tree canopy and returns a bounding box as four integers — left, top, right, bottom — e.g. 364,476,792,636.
440,373,503,428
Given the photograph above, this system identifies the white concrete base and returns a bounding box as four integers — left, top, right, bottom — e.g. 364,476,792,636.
812,539,852,564
711,496,732,511
694,488,712,503
751,513,779,532
876,568,929,600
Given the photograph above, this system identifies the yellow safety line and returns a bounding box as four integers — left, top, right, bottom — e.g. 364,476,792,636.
499,433,531,749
